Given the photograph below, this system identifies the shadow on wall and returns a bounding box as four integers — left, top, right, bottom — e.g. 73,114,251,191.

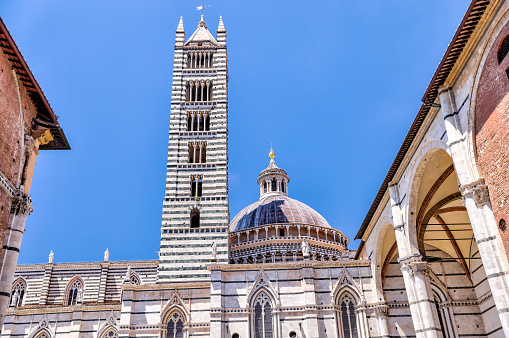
236,199,288,230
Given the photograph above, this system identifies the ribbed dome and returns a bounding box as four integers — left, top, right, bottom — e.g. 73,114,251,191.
230,195,331,231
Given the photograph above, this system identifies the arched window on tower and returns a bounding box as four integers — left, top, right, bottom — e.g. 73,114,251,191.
271,178,277,192
187,113,192,131
10,278,25,308
197,178,203,197
166,311,185,338
199,114,205,131
191,176,197,197
189,143,195,163
251,291,274,338
281,181,285,193
339,293,358,338
205,113,210,131
201,144,207,163
190,208,200,228
264,182,268,193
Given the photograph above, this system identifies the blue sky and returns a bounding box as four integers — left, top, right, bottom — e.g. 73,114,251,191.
0,0,470,264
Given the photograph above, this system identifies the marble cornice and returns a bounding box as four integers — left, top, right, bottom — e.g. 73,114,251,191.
15,260,159,271
122,281,210,291
207,260,370,271
6,303,121,316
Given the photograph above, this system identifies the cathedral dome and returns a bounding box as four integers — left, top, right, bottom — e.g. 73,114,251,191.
230,148,331,231
229,195,331,231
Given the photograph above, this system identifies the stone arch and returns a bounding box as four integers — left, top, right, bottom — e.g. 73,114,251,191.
161,307,187,338
406,141,451,255
28,318,53,338
371,215,395,301
10,276,27,307
97,312,119,338
249,288,278,338
64,276,84,306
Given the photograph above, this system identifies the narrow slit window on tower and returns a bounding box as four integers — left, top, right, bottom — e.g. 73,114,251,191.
201,144,206,163
205,113,210,131
189,143,195,163
191,176,197,196
264,182,268,193
199,114,204,131
190,208,200,228
193,114,198,131
281,181,285,193
271,178,277,192
187,113,192,131
197,178,203,197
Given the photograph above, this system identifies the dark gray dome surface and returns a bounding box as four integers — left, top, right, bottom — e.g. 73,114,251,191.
230,195,331,231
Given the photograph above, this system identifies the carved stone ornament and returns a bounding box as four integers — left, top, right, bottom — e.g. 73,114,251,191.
28,317,53,338
10,193,33,216
400,259,430,277
246,269,280,307
374,303,389,317
460,178,491,208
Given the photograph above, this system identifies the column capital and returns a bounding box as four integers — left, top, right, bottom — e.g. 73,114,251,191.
10,193,33,216
399,255,430,277
460,178,491,208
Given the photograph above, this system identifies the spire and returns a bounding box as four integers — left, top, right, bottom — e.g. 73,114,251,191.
176,16,184,32
217,16,226,32
269,146,275,159
198,14,207,28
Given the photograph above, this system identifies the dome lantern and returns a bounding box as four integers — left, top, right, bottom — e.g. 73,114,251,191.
257,147,290,199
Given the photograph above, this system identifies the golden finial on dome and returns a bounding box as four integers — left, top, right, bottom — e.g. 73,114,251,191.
269,145,275,159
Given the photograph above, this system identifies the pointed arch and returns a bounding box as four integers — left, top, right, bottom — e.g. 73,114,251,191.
331,269,362,304
246,270,279,307
129,272,141,285
65,276,84,306
10,276,27,308
28,318,53,338
98,312,119,338
249,288,277,338
161,295,188,338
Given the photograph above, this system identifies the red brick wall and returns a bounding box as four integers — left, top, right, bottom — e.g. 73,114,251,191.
475,21,509,256
0,47,38,251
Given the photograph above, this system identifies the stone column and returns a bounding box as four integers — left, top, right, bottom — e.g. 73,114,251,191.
0,193,32,330
439,86,509,335
374,303,390,338
388,183,440,337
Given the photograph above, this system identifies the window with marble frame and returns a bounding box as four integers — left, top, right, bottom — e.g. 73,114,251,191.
10,278,26,308
164,310,185,338
250,289,277,338
336,291,359,338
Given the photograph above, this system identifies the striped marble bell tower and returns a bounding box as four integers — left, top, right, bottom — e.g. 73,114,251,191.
158,15,229,282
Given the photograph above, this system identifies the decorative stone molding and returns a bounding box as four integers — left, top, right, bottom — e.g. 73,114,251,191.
373,303,389,317
28,316,53,338
459,178,491,208
399,256,430,277
10,193,33,216
331,269,363,304
246,269,280,307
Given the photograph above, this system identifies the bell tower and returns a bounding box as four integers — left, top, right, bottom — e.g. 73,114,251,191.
158,15,229,281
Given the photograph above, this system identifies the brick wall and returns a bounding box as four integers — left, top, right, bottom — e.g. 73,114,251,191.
475,21,509,256
0,45,38,254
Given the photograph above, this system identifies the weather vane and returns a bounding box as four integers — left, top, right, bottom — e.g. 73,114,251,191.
196,0,211,15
